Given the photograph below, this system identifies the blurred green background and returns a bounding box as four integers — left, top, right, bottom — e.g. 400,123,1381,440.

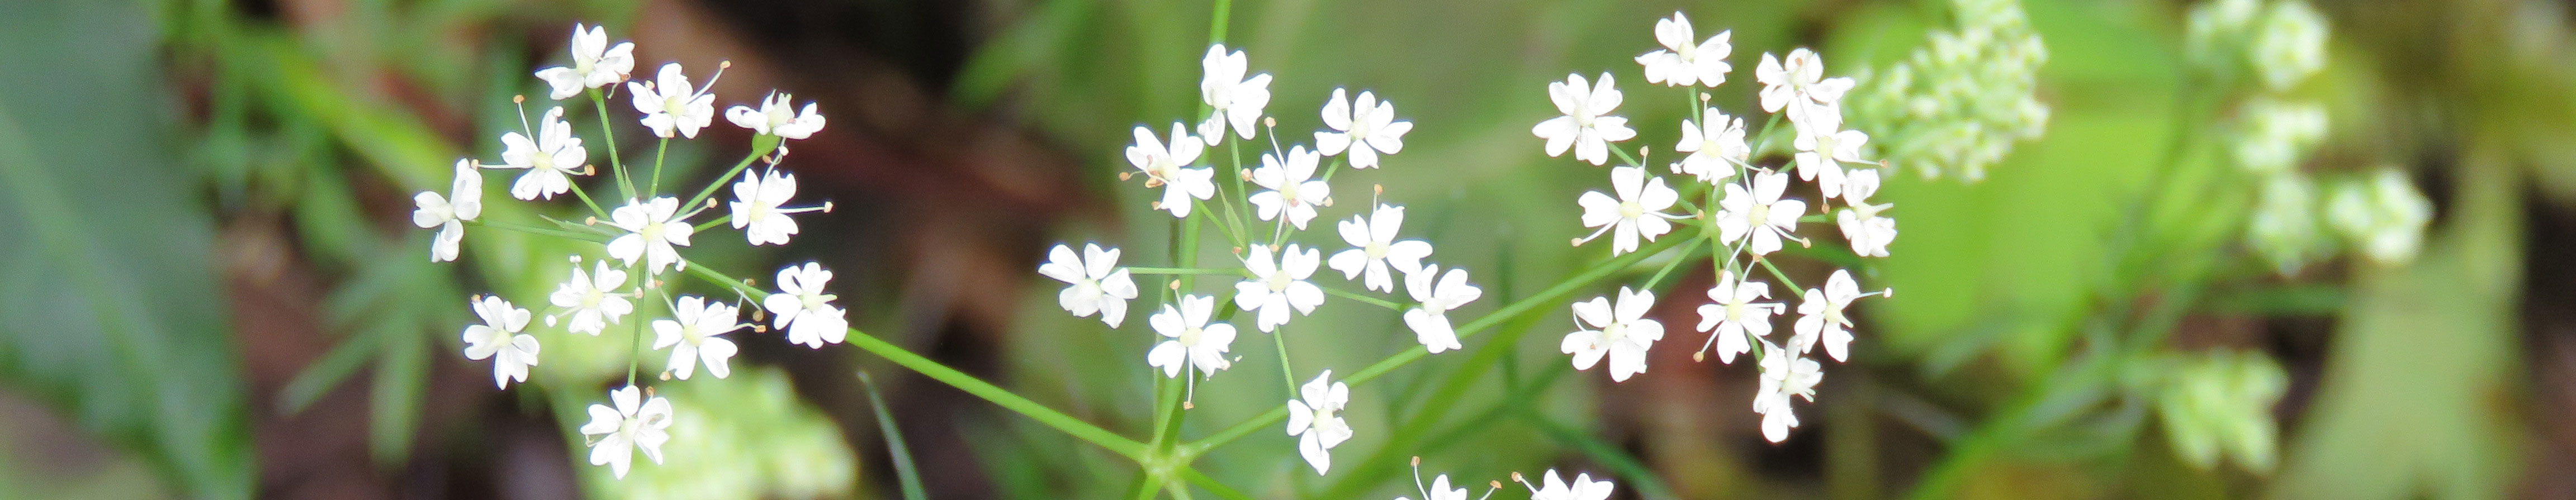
0,0,2570,498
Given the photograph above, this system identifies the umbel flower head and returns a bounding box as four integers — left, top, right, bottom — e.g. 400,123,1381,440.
606,197,695,275
1532,73,1636,166
1635,12,1734,88
411,160,483,262
1038,243,1139,328
1561,287,1665,382
460,295,538,389
533,23,635,101
1314,88,1413,169
580,385,673,479
1284,370,1352,475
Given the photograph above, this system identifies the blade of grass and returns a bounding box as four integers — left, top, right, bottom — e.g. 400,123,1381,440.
857,370,930,500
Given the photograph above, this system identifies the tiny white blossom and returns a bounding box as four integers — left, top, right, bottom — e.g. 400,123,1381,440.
1716,171,1808,256
1792,269,1886,362
411,160,484,263
1249,145,1333,230
461,295,538,389
1315,88,1413,169
606,197,695,275
549,257,633,336
728,168,810,246
1835,169,1898,258
1560,287,1664,382
1531,73,1637,166
764,262,849,348
1575,166,1684,255
1673,109,1749,183
2326,170,2432,264
1755,49,1855,126
1693,270,1780,364
725,91,827,139
1284,370,1352,475
1147,294,1238,379
1126,122,1215,218
1403,265,1482,354
1525,469,1615,500
1038,243,1140,328
1636,12,1734,88
627,63,718,139
1400,473,1470,500
1327,204,1433,293
1234,244,1325,332
1753,348,1823,443
491,107,587,200
1791,106,1871,199
653,296,742,380
579,385,672,479
1200,44,1274,142
533,23,635,101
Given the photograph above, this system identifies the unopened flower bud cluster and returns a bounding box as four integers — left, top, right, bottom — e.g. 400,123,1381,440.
1847,0,2051,182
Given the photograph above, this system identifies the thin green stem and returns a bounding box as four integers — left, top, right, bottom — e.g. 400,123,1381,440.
588,89,636,200
684,135,778,211
1639,236,1708,291
695,214,732,232
647,137,669,195
1321,286,1405,311
471,220,603,242
566,179,609,219
1756,255,1802,292
1273,327,1297,395
1609,142,1643,168
1129,267,1244,276
625,267,648,387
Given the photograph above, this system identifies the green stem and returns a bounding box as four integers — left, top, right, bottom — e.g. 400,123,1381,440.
1756,255,1802,292
588,89,636,200
1128,266,1243,276
1638,236,1708,291
1273,326,1298,395
647,137,669,195
684,135,779,211
694,214,732,232
471,220,603,242
566,179,609,219
1321,286,1405,311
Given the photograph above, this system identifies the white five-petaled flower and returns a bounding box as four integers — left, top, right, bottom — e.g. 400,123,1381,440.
1755,48,1855,126
1126,122,1215,218
1790,107,1871,200
1234,244,1325,333
1315,88,1413,169
1147,294,1238,379
1038,243,1138,327
1694,270,1780,364
579,385,673,479
412,160,483,262
729,168,813,246
1560,287,1665,382
1199,44,1274,143
1792,269,1886,362
764,262,849,348
533,23,635,101
1754,347,1824,443
1716,171,1808,256
726,91,827,140
1327,204,1433,293
1249,145,1333,230
652,296,743,380
628,63,719,139
1532,73,1637,166
1674,109,1750,183
460,295,538,389
606,197,695,275
1575,166,1684,255
1403,264,1482,354
1524,469,1616,500
1399,473,1470,500
1284,370,1352,475
548,257,633,336
491,106,587,201
1635,12,1734,88
1835,169,1898,258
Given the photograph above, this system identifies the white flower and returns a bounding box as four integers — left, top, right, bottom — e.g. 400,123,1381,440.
1126,122,1215,218
1532,73,1637,166
1835,169,1898,258
1716,171,1808,256
1038,243,1140,328
627,63,719,139
1755,49,1855,126
2251,1,2328,92
2326,170,2432,264
1234,244,1325,332
1200,44,1274,142
1147,294,1238,379
1249,145,1333,230
1790,106,1871,200
579,385,673,479
764,262,849,348
1792,269,1886,362
1693,270,1779,364
548,257,633,336
1403,265,1482,354
460,295,538,389
1327,204,1433,293
533,23,636,101
1753,349,1823,443
1400,474,1470,500
1284,370,1352,475
1575,166,1684,255
1315,88,1413,169
411,160,483,262
606,197,695,275
726,91,827,139
652,296,742,380
1560,287,1665,382
728,168,811,246
1635,12,1734,88
1526,469,1615,500
1673,110,1749,183
491,107,587,200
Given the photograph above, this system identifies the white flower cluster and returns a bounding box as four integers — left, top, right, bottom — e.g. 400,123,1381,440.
1537,12,1896,444
1042,42,1474,476
1394,459,1617,500
412,23,853,480
1846,0,2050,182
